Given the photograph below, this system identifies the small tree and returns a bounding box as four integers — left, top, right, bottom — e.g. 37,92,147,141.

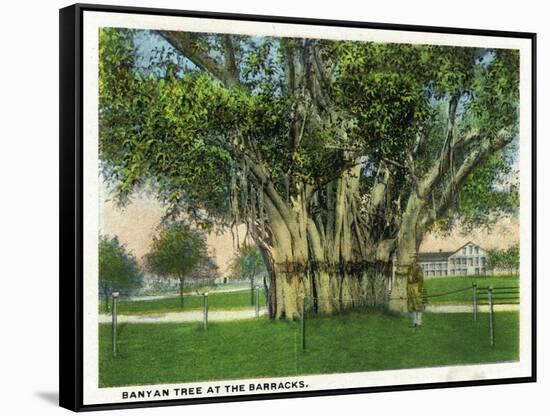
487,244,520,274
99,235,142,311
230,245,266,305
486,249,501,273
145,222,206,309
188,254,219,287
504,244,520,274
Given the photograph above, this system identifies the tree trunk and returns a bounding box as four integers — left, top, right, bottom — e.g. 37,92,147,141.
264,163,392,319
258,246,276,317
269,239,391,318
389,195,424,313
266,193,311,319
179,276,185,309
250,276,255,305
262,274,269,309
103,285,110,313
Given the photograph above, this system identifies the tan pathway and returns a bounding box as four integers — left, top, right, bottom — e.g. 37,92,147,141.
98,303,519,324
99,307,268,323
425,304,519,313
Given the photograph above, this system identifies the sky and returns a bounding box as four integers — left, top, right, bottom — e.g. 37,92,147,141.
100,181,245,275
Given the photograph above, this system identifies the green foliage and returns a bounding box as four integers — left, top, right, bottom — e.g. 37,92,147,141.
145,222,206,280
98,28,519,233
487,244,520,273
98,235,143,296
333,42,432,163
466,50,520,138
187,255,220,285
457,148,519,229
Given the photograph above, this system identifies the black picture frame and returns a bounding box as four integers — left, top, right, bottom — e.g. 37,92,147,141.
60,3,537,412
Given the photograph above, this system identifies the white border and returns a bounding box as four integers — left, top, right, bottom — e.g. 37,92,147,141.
82,10,533,406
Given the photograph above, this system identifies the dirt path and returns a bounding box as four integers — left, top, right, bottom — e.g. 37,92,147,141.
98,308,268,323
126,287,251,302
98,303,519,324
426,304,519,313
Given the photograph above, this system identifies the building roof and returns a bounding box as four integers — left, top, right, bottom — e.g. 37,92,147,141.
450,241,485,256
418,251,454,262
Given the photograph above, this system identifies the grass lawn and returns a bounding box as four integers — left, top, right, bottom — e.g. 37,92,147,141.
425,275,519,304
99,311,519,387
99,289,266,315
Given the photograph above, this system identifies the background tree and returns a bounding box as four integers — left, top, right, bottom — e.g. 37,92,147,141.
487,244,520,274
145,222,206,309
99,235,143,312
230,245,267,305
187,253,220,287
99,28,519,318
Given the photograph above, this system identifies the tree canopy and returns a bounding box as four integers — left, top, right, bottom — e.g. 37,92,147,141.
229,245,266,282
99,27,520,317
145,222,205,279
100,29,518,226
230,244,267,304
99,235,143,309
487,244,520,274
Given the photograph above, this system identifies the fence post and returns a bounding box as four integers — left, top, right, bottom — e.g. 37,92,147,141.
472,281,477,321
255,286,260,317
111,291,119,357
488,286,495,347
301,297,306,351
203,292,209,331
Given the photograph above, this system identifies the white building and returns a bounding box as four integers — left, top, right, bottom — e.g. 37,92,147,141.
418,241,488,277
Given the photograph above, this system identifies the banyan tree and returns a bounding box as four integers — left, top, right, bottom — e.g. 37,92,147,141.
99,28,519,319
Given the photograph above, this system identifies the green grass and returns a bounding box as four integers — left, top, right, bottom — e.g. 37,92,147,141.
99,289,265,315
99,311,519,387
425,275,519,304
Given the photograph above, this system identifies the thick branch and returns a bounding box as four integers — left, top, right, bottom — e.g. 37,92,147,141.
418,128,483,198
241,152,293,226
417,95,460,197
421,129,515,228
306,158,362,202
221,34,239,81
158,31,240,87
281,41,297,93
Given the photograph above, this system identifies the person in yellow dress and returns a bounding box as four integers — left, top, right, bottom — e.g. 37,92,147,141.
407,259,425,329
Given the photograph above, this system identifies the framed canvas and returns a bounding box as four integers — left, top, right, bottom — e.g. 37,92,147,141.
59,3,537,411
